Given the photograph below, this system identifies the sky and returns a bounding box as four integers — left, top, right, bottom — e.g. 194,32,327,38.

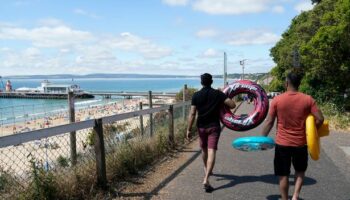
0,0,314,76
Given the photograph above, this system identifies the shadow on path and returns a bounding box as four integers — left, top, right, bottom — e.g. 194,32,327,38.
213,174,317,191
266,194,304,200
117,148,202,199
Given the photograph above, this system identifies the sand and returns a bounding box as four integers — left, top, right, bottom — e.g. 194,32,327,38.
0,97,175,178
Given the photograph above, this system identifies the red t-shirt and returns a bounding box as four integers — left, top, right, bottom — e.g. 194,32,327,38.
269,91,319,147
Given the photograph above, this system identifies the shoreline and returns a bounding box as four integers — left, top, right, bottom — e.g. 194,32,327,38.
0,97,175,136
0,96,176,176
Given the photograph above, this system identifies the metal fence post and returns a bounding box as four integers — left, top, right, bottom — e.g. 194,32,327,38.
68,91,77,166
148,91,153,137
139,102,144,136
168,105,174,147
93,118,107,189
182,84,187,121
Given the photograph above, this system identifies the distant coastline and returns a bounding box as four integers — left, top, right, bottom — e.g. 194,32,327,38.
3,73,267,80
3,74,196,79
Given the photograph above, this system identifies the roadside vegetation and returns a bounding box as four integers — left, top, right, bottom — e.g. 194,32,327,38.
320,103,350,131
268,0,350,130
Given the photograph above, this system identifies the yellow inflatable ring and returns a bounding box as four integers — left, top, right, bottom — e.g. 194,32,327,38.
306,115,320,160
318,120,329,137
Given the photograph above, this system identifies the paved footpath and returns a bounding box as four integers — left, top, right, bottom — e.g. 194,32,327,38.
157,103,350,200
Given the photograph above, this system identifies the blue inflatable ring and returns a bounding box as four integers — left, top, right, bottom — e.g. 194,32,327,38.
232,136,275,151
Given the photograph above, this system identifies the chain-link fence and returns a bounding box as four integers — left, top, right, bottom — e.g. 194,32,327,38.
0,97,146,137
0,99,190,199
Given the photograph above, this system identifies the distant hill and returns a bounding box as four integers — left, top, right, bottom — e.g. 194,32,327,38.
2,73,268,80
0,73,266,80
214,73,268,81
2,74,196,79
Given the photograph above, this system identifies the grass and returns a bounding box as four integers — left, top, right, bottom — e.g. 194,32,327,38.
320,103,350,131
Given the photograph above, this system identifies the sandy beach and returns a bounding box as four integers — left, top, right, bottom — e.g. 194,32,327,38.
0,97,175,136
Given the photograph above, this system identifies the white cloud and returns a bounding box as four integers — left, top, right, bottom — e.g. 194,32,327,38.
272,5,285,13
196,28,219,38
1,48,63,74
37,18,66,27
162,0,189,6
225,30,280,46
192,0,272,15
0,21,175,75
23,47,41,59
295,0,314,12
104,32,172,59
0,25,94,48
73,8,101,19
199,48,220,58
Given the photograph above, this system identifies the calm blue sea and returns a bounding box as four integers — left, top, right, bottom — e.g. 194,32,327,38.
0,78,227,124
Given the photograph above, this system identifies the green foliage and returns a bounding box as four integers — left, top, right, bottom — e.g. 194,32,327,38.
20,157,58,200
312,0,322,4
56,155,69,168
86,130,95,146
320,103,350,130
270,0,350,108
176,87,197,102
0,169,15,192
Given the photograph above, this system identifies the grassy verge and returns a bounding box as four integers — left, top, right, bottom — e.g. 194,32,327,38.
320,103,350,131
1,117,195,199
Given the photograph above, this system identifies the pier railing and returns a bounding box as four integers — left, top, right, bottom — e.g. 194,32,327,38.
0,99,191,199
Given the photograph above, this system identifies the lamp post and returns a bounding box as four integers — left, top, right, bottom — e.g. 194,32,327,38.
224,52,227,87
239,59,247,80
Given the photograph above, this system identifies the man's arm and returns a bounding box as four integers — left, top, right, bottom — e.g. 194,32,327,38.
310,98,324,129
224,98,236,109
312,110,324,129
187,105,197,140
261,114,276,137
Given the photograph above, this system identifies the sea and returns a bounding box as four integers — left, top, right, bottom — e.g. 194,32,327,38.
0,78,227,125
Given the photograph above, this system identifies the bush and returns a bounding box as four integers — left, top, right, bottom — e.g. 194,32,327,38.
19,157,58,200
320,103,350,130
175,87,197,102
56,155,69,168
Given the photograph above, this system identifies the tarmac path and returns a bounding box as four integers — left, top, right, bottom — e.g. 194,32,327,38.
156,102,350,200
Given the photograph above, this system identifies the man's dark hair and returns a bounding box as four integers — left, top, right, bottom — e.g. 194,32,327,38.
201,73,213,87
286,72,302,89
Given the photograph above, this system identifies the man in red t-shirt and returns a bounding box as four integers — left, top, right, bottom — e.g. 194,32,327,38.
261,72,324,200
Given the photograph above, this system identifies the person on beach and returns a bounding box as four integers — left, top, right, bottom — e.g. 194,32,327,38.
187,73,236,192
261,72,324,200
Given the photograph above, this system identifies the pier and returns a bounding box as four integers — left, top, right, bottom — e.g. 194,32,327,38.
88,91,177,98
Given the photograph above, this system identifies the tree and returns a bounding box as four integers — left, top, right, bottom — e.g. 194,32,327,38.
270,0,350,107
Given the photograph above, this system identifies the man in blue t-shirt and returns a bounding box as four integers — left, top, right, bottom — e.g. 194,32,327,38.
187,73,236,192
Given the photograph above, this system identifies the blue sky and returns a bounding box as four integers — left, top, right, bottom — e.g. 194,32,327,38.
0,0,314,76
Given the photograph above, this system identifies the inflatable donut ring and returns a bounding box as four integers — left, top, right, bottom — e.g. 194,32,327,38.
220,80,269,131
232,136,275,151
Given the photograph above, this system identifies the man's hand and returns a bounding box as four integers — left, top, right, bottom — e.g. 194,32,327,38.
186,130,192,140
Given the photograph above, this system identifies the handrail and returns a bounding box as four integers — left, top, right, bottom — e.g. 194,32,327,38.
0,101,191,148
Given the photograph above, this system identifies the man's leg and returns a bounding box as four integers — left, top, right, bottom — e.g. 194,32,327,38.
275,145,291,200
202,148,208,174
279,176,289,200
203,148,216,185
291,146,308,200
292,171,305,200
